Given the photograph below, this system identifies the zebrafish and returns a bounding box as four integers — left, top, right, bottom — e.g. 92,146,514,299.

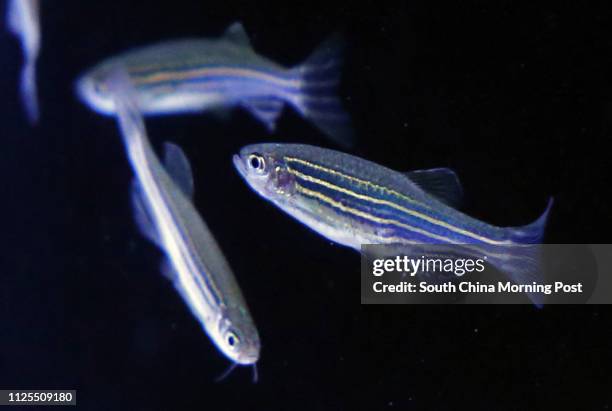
76,22,353,147
7,0,40,124
234,143,553,304
108,70,260,369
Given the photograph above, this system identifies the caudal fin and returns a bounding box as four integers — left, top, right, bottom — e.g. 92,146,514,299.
490,198,554,306
20,60,39,124
291,33,354,147
508,198,554,244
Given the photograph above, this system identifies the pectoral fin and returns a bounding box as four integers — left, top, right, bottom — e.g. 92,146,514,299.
163,142,194,199
131,180,162,248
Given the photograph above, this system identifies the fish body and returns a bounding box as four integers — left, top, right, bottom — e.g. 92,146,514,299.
234,143,553,302
7,0,40,123
77,23,353,146
110,71,259,365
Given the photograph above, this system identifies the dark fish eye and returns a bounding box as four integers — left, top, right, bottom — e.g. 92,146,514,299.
94,82,105,93
226,331,240,349
248,154,266,174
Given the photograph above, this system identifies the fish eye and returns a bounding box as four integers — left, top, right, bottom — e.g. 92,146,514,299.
247,153,266,174
226,331,240,350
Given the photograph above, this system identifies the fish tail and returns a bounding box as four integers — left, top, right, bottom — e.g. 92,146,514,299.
507,197,554,244
20,60,39,124
290,33,354,147
485,244,545,306
485,198,554,306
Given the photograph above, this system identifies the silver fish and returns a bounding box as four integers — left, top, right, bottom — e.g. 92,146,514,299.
234,143,553,305
7,0,40,124
76,22,353,147
109,69,260,367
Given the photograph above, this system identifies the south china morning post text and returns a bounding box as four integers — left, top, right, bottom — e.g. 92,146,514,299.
360,244,602,304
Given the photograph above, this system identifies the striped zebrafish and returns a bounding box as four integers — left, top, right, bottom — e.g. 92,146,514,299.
76,22,353,147
108,70,260,370
234,143,553,304
6,0,40,124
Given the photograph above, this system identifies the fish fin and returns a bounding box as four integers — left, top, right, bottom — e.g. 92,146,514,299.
131,180,162,248
163,142,194,199
160,258,178,282
242,98,285,132
223,22,251,46
488,244,546,307
20,60,39,124
209,106,232,120
507,198,554,244
290,33,354,148
488,198,554,307
6,0,21,34
405,168,463,208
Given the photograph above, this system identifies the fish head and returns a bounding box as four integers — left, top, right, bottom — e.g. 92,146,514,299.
233,143,298,207
75,65,119,115
216,313,260,365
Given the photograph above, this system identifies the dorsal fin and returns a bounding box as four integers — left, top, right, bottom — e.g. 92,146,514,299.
223,22,251,46
163,142,194,199
405,168,463,208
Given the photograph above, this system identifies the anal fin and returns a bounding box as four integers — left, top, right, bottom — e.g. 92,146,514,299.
242,97,285,132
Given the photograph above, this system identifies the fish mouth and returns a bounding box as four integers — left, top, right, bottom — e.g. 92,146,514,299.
236,352,259,365
74,75,90,104
232,154,247,179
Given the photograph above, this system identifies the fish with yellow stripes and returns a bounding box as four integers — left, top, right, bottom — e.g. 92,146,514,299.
108,69,260,373
75,22,353,147
234,143,553,303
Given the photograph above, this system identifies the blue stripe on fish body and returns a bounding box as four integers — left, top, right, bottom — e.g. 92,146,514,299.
234,143,552,306
77,26,353,145
291,167,507,245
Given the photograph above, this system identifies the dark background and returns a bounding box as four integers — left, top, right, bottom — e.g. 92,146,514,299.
1,1,611,410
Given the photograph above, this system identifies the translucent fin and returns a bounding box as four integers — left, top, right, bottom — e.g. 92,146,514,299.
491,244,546,307
223,22,251,46
507,198,554,244
243,98,285,132
160,258,178,282
163,142,194,199
405,168,463,208
209,107,232,121
131,180,161,248
290,33,354,148
20,60,39,124
6,0,20,34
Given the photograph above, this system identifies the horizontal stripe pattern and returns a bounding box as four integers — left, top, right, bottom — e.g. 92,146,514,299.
131,65,301,90
284,155,511,245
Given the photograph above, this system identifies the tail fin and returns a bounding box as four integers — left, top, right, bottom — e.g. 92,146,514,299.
290,33,354,147
489,244,546,307
20,60,39,124
508,198,554,244
489,198,554,306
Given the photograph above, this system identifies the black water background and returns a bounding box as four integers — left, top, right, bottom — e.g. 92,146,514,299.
0,2,610,410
